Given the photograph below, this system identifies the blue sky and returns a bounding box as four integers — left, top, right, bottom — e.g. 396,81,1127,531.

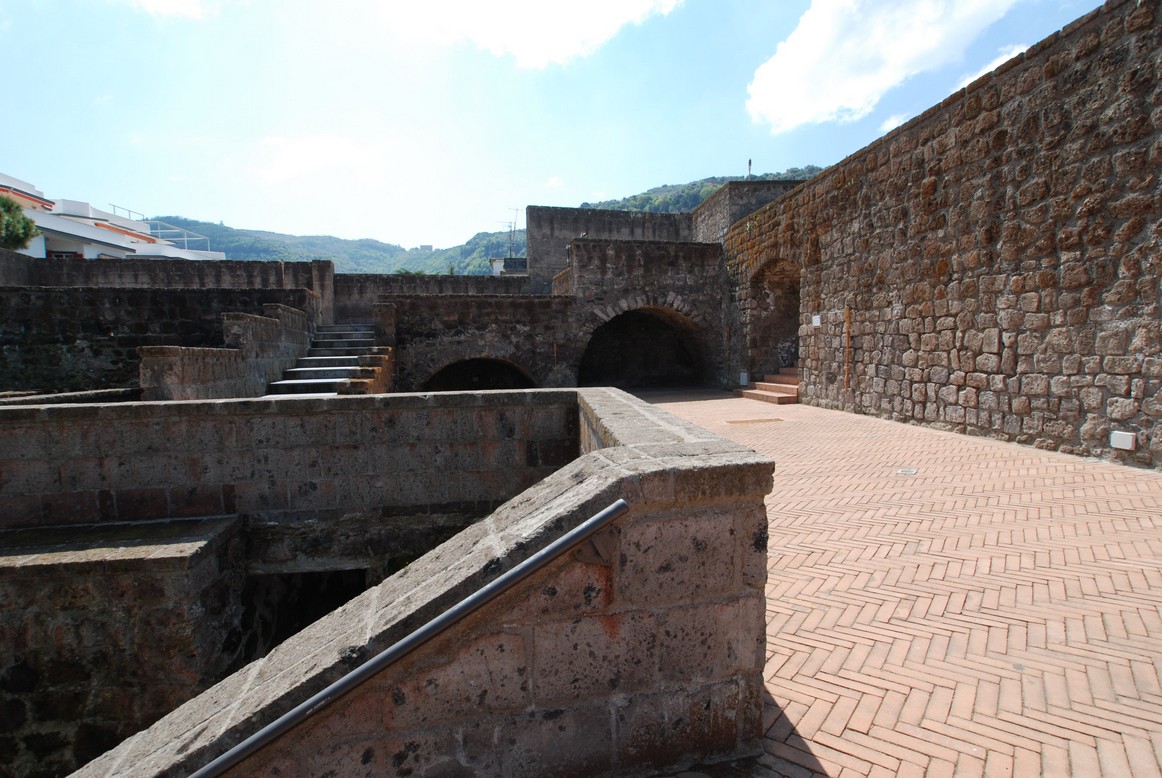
2,0,1102,249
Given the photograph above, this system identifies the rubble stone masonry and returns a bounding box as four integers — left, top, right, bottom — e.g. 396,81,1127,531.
726,0,1162,467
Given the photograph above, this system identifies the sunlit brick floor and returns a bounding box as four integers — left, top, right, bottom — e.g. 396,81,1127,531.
641,389,1162,778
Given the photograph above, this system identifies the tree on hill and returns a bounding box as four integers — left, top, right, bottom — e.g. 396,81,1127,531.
579,166,824,213
0,195,37,250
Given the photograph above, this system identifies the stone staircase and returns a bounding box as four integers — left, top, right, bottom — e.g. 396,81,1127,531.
266,323,391,396
739,365,800,405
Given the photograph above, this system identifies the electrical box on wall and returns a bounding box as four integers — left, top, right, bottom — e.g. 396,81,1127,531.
812,314,821,327
1110,430,1137,451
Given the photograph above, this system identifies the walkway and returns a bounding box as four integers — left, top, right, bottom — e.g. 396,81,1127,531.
640,390,1162,778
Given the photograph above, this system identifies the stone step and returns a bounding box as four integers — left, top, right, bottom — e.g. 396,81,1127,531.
307,347,375,357
739,388,799,405
779,366,799,376
752,382,798,397
267,378,346,394
758,374,800,387
310,338,376,350
310,331,375,340
296,356,360,368
284,367,370,380
316,323,373,333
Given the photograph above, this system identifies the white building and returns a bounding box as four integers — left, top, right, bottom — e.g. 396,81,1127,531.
1,173,225,261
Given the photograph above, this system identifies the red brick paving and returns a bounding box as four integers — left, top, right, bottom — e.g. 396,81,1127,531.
641,390,1162,778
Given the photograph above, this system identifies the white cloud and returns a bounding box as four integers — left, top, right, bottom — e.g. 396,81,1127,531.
956,43,1028,89
124,0,215,19
747,0,1019,135
383,0,682,68
545,175,565,189
879,113,909,132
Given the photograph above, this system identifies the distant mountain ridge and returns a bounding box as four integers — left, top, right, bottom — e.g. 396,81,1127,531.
156,167,820,274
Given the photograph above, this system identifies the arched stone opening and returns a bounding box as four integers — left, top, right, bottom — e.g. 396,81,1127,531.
578,308,706,388
748,259,801,376
422,358,537,392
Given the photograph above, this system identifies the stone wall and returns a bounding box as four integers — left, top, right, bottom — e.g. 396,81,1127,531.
691,180,806,245
726,0,1162,467
562,239,732,384
0,287,321,393
526,205,694,293
333,274,531,322
75,389,773,778
0,516,245,777
0,391,581,773
138,304,313,400
386,295,579,390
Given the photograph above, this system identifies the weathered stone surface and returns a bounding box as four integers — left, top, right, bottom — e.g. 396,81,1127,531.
724,0,1161,467
73,389,773,777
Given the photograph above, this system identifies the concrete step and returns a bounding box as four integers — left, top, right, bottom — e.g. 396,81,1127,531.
310,331,375,340
778,366,799,376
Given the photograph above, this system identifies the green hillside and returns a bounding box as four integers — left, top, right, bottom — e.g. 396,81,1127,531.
579,167,823,213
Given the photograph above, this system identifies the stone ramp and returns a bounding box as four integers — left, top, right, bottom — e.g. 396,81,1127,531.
644,390,1162,778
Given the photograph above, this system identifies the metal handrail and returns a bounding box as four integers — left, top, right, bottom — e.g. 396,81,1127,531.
190,498,630,777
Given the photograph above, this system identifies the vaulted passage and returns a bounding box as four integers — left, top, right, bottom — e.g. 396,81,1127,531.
748,259,800,376
423,358,536,391
578,309,705,388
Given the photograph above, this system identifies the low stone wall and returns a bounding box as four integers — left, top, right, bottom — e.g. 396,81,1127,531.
0,391,581,773
0,287,321,393
691,180,806,245
76,388,773,777
138,304,313,400
0,516,245,777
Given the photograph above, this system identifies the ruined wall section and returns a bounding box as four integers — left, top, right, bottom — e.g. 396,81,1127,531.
0,287,321,393
333,273,531,322
726,0,1162,467
386,295,577,390
137,304,313,400
526,206,693,293
691,180,806,245
562,239,732,385
77,389,773,778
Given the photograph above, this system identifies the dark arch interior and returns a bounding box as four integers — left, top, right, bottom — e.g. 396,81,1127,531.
749,261,801,375
423,359,536,391
578,309,705,388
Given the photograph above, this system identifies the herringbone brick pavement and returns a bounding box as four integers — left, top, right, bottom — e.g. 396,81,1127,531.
640,390,1162,778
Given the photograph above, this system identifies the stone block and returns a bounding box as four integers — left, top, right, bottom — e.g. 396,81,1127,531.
530,611,657,704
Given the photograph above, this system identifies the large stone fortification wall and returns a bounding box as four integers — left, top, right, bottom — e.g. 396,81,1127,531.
0,287,321,393
0,391,579,773
526,205,694,293
77,389,772,778
727,0,1161,467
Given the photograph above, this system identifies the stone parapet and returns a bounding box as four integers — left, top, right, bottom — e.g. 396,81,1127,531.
74,389,773,777
0,516,244,776
138,304,313,400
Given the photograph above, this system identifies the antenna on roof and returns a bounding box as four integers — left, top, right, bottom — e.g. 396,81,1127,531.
747,159,752,180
